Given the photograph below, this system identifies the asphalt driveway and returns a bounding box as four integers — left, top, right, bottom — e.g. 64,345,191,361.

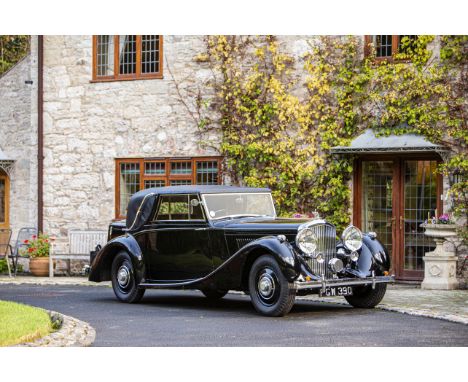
1,284,467,346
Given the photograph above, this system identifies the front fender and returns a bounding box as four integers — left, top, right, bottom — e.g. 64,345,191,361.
227,236,301,287
88,233,145,282
351,235,391,277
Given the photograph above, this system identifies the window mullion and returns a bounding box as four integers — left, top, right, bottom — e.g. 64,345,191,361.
392,35,399,57
114,35,119,80
136,35,142,78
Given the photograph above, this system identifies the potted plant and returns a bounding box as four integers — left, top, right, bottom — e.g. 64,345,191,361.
421,213,458,244
22,234,54,276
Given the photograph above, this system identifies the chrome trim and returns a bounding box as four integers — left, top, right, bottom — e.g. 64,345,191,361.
294,275,394,293
299,222,336,278
342,225,363,252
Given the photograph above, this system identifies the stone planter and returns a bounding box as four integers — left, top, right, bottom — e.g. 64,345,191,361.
29,257,55,277
421,224,459,290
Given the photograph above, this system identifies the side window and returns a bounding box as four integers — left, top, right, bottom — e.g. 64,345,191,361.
155,194,204,221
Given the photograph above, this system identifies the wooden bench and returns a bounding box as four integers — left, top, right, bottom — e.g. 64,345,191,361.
49,230,107,277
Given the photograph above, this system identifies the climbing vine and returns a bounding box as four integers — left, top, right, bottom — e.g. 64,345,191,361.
173,35,467,236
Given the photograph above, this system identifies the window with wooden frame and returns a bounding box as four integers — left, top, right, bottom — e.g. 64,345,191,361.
364,35,417,60
92,35,163,81
115,157,222,218
0,171,10,229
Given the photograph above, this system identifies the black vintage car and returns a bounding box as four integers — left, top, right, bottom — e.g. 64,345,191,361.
89,185,393,316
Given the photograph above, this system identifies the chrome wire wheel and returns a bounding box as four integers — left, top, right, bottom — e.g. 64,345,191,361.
255,267,280,307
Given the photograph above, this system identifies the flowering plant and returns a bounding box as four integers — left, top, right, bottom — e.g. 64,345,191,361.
437,214,453,224
20,234,51,258
423,213,455,225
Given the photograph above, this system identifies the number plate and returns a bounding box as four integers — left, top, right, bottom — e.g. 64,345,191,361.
322,286,353,297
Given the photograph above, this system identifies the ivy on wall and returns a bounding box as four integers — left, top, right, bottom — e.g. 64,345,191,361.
0,35,29,76
174,35,467,237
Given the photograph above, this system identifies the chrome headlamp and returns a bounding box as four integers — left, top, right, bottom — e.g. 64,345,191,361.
342,225,363,252
295,228,318,256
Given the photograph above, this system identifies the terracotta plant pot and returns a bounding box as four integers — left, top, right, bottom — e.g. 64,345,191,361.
29,257,54,277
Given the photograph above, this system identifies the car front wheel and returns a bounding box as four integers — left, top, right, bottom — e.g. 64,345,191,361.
111,251,145,303
344,283,387,308
248,255,296,317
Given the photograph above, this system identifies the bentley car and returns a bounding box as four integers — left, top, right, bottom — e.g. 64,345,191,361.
89,185,394,316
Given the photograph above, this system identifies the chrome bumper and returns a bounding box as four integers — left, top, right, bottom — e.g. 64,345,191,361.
294,274,394,293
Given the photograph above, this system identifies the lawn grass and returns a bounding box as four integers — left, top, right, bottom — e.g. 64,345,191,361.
0,300,52,346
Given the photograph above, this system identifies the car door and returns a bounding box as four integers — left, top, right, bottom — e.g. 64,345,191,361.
141,194,213,282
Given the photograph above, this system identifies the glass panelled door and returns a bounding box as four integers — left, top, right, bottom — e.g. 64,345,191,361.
400,160,438,280
358,157,441,281
361,161,394,255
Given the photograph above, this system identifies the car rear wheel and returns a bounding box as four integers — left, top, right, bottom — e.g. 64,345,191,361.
111,251,145,303
248,255,296,317
344,283,387,308
201,289,228,300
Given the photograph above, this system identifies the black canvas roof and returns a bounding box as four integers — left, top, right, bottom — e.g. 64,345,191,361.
125,185,271,231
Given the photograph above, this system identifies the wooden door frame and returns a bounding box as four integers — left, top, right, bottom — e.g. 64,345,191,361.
396,156,443,281
0,171,10,229
353,153,443,282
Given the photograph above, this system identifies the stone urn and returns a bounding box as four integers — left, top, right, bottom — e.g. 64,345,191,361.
420,224,459,290
29,257,55,277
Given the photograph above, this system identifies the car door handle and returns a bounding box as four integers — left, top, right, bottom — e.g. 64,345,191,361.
195,228,207,231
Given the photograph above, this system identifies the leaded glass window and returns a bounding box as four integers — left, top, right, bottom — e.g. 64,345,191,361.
93,35,163,81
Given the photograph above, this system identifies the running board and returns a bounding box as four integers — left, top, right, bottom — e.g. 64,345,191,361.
139,279,203,289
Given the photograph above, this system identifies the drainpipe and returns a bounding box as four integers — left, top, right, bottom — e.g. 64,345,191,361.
38,35,43,232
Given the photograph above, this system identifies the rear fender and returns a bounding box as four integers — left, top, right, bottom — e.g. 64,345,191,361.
88,234,144,282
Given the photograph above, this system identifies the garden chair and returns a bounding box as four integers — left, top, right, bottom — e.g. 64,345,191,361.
10,227,37,276
0,228,12,277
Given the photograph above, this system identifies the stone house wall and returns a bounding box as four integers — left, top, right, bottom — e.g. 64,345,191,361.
0,37,38,246
41,35,223,252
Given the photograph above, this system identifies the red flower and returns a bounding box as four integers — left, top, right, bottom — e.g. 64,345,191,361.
45,239,49,243
28,247,33,253
32,235,37,239
24,239,29,244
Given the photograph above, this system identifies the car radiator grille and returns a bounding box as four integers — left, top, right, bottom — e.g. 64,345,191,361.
305,223,337,279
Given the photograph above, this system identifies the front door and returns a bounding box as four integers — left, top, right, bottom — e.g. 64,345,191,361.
137,193,213,282
356,157,441,281
0,171,9,229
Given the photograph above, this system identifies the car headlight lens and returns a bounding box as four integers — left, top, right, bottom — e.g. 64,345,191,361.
296,228,318,255
342,225,363,252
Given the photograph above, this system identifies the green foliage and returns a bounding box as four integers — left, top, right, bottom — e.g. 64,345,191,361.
181,35,467,237
0,259,23,274
0,35,30,76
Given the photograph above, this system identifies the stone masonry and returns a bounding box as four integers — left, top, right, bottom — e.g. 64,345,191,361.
0,37,38,249
40,35,316,253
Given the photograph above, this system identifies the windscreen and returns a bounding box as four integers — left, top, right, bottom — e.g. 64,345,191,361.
202,193,276,220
